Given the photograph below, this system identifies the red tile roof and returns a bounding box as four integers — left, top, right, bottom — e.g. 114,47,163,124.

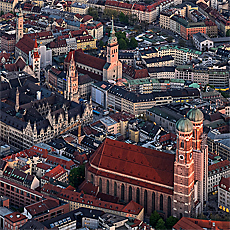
82,15,93,23
65,50,106,71
25,199,59,216
78,180,98,196
5,212,27,223
219,176,230,192
208,160,230,172
41,183,143,215
42,165,66,181
36,163,51,170
109,111,135,122
173,217,230,230
88,138,174,194
46,155,75,170
16,35,35,55
20,164,30,171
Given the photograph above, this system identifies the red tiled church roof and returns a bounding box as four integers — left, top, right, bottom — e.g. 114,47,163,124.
88,138,174,194
65,50,106,71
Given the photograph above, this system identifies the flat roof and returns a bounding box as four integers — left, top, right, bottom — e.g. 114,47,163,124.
100,117,117,126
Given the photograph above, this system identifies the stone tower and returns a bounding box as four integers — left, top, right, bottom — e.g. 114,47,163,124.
187,107,208,214
15,87,19,113
16,8,23,43
65,52,79,103
32,39,41,82
103,18,122,81
173,117,195,218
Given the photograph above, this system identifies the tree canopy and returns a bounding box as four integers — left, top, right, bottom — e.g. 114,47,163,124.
68,164,85,188
150,211,160,228
226,29,230,37
166,216,179,229
155,218,166,230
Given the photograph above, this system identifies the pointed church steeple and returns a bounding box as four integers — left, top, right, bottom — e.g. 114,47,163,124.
108,16,117,46
103,17,122,81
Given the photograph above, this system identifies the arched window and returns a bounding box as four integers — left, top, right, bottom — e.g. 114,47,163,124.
114,182,117,197
167,196,171,217
152,192,155,212
121,184,125,201
91,174,94,184
99,178,102,192
136,188,140,204
144,190,148,213
129,186,132,202
181,141,184,148
160,194,163,211
106,180,109,195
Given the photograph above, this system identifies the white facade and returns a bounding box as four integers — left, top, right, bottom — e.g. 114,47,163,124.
193,33,214,51
208,165,230,193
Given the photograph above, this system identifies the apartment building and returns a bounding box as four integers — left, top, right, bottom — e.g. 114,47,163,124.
157,45,202,65
175,65,229,87
0,0,18,13
143,55,174,68
208,160,230,193
160,12,207,39
107,86,199,115
71,2,88,15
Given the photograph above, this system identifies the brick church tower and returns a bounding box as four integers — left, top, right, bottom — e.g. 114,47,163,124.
103,18,122,81
65,52,79,103
32,39,41,82
187,108,208,213
16,8,23,43
173,117,195,218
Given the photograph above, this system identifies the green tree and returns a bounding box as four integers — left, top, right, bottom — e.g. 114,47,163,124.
150,211,160,228
226,29,230,37
118,38,127,49
68,164,85,188
116,31,126,40
119,12,129,24
99,40,104,48
0,11,4,16
129,37,138,49
178,39,186,47
155,218,166,230
166,216,179,229
88,7,99,20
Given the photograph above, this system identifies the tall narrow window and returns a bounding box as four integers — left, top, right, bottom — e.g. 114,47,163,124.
167,196,171,217
129,186,132,202
121,184,125,201
160,194,163,211
91,174,94,184
152,192,155,212
144,190,148,213
136,188,140,204
106,180,109,195
114,182,117,197
99,178,102,192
